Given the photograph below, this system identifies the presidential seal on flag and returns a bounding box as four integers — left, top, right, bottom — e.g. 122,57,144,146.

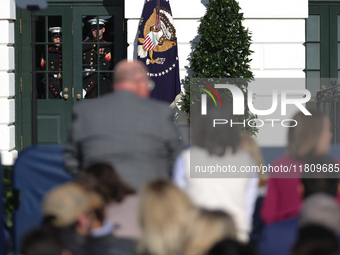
137,0,181,104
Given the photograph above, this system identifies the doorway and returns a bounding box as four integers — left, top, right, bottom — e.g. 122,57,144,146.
16,3,126,149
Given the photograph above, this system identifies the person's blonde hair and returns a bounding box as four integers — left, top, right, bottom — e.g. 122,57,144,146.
138,179,195,255
288,110,327,161
183,208,237,255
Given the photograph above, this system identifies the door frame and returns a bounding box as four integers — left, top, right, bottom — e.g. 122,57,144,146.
15,1,126,151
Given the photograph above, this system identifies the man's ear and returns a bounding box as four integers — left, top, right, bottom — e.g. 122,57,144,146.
297,182,304,197
102,27,106,33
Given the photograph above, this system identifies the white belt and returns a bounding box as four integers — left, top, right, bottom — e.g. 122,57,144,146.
84,68,95,77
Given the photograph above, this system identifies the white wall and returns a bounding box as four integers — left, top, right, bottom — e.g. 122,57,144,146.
0,0,17,165
240,0,308,146
126,0,309,147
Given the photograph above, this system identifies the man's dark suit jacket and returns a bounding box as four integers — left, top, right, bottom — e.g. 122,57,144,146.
63,90,185,189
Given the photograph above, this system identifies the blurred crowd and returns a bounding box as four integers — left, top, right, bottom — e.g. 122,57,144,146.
20,60,340,255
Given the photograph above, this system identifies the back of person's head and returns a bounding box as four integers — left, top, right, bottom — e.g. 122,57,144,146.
183,208,237,255
191,99,240,156
42,182,104,232
77,163,135,203
288,109,331,161
291,224,339,255
302,156,339,198
20,226,69,255
114,59,148,83
207,238,255,255
300,193,340,234
138,179,195,255
113,60,150,97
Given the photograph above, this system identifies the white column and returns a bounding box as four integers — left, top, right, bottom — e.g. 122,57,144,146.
0,0,17,165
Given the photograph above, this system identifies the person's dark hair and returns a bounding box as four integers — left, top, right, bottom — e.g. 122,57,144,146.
94,208,105,223
302,156,339,198
207,238,255,255
20,226,64,255
291,224,339,255
191,99,240,156
288,109,327,161
77,163,135,203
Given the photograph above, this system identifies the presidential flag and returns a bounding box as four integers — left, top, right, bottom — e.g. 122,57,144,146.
137,0,181,104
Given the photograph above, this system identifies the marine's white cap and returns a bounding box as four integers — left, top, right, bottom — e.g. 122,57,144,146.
49,27,62,36
88,19,107,26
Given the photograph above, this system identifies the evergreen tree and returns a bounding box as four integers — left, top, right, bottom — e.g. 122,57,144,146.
181,0,257,135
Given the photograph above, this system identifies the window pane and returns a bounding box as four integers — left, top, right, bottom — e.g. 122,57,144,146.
338,43,340,69
36,44,46,99
338,16,340,41
306,71,320,97
47,16,62,45
37,73,46,99
306,15,320,42
306,43,320,69
36,16,46,42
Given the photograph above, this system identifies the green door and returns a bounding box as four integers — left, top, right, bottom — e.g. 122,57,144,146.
306,4,340,100
306,3,340,141
35,7,73,145
17,4,125,149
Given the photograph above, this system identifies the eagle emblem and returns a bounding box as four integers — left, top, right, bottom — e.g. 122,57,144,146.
138,7,177,65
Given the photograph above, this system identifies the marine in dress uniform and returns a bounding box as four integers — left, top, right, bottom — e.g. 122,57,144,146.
83,19,112,99
40,27,63,99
